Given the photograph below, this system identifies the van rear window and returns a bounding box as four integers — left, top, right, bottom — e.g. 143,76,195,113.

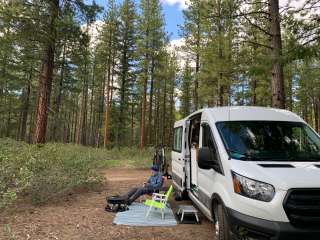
173,127,183,152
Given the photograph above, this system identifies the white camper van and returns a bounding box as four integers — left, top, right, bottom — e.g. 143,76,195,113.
171,107,320,240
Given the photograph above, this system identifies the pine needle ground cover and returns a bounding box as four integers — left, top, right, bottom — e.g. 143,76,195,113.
0,138,152,209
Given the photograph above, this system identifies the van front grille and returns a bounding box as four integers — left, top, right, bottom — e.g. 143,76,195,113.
284,189,320,227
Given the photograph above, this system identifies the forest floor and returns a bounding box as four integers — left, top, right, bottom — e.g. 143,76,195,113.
0,168,214,240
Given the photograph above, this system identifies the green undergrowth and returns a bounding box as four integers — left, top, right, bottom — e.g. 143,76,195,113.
0,138,152,209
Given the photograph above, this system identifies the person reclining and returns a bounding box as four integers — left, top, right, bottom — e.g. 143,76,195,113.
126,165,163,205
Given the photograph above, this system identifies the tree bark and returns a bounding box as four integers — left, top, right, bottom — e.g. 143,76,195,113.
33,0,58,144
77,64,88,145
103,59,111,148
89,55,96,146
131,102,135,146
19,66,32,141
194,2,201,110
6,97,12,137
161,76,167,145
140,64,148,150
155,86,160,146
252,79,257,105
269,0,285,109
52,44,66,141
148,57,155,144
140,21,150,150
118,50,128,147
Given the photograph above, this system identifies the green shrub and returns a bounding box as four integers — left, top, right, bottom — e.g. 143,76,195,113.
0,138,152,209
0,139,32,209
25,143,103,204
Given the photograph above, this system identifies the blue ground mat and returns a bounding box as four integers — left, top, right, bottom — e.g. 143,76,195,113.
113,202,177,227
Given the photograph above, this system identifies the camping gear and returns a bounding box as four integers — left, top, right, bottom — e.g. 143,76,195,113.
153,145,172,179
176,204,200,224
144,185,174,219
113,202,177,226
105,195,128,212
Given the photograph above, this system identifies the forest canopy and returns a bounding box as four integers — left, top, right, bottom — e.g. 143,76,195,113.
0,0,319,148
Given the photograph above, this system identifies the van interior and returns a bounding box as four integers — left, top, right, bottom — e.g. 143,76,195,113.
188,114,201,195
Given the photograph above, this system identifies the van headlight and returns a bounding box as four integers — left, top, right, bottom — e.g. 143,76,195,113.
232,171,275,202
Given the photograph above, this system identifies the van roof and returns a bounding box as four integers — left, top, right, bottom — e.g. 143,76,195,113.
175,106,304,125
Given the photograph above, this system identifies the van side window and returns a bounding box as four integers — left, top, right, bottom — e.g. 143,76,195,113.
202,124,217,155
173,127,183,152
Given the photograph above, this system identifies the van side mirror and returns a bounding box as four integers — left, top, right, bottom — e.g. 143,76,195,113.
198,147,220,172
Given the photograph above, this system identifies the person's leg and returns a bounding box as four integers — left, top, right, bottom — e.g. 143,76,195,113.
127,187,150,205
126,187,138,199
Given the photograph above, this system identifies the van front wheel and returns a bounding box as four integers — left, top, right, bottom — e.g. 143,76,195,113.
214,204,231,240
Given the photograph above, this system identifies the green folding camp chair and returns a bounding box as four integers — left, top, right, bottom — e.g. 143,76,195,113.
144,185,173,219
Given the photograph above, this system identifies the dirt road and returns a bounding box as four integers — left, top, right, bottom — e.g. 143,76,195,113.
0,169,214,240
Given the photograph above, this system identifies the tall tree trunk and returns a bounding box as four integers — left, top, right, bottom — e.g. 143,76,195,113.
217,1,224,107
118,54,128,147
33,0,58,144
269,0,285,109
161,77,167,145
52,44,66,141
155,86,160,146
0,53,7,133
252,79,257,105
131,103,135,146
148,57,155,145
77,66,88,145
193,2,201,110
103,59,111,148
73,106,78,143
140,21,150,150
6,97,12,137
89,54,96,145
169,77,175,146
287,66,293,111
28,108,34,143
140,64,148,150
19,66,32,141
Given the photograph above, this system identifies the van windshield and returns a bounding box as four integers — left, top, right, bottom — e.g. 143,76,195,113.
216,121,320,162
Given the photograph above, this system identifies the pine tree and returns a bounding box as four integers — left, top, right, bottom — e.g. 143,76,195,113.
97,0,119,147
180,60,192,117
116,0,137,146
33,0,59,144
181,0,205,110
137,0,166,149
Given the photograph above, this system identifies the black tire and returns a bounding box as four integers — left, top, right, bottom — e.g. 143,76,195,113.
214,204,231,240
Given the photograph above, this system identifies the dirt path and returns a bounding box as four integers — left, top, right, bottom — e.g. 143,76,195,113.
0,168,214,240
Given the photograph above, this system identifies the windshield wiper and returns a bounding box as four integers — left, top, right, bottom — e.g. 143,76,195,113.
227,149,263,161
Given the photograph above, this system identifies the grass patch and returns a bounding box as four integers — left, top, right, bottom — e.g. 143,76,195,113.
0,138,153,209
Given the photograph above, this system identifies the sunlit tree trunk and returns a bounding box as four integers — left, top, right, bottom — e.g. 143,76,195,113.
33,0,59,144
269,0,285,109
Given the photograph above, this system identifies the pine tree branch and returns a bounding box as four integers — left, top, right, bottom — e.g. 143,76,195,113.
233,11,270,18
301,35,320,46
239,10,272,37
243,40,273,50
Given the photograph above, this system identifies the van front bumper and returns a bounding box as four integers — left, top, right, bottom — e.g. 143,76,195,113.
226,207,320,240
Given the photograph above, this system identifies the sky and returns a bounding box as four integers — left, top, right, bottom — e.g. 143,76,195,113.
90,0,185,40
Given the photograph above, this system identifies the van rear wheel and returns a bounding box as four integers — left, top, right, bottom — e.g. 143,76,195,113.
214,204,231,240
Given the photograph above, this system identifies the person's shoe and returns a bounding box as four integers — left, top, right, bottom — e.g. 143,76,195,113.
125,198,132,206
